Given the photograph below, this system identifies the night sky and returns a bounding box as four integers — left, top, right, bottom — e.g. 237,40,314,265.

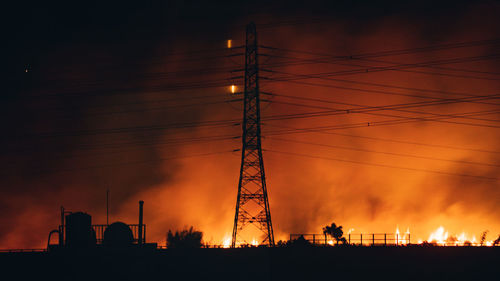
2,0,500,248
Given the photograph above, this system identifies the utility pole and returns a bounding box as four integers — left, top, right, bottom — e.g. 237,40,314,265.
232,22,275,247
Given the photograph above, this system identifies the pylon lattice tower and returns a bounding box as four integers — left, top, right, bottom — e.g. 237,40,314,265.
232,22,275,247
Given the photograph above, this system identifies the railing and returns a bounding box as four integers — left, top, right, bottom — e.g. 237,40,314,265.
346,233,411,246
58,224,146,244
0,249,46,253
290,233,411,246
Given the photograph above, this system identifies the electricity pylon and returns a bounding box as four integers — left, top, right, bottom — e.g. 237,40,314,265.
231,22,275,247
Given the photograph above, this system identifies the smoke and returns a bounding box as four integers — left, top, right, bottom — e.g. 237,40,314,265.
1,0,500,248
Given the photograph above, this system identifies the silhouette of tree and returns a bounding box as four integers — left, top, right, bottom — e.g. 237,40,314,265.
339,237,347,245
323,222,344,245
276,240,288,247
166,226,203,249
480,230,489,246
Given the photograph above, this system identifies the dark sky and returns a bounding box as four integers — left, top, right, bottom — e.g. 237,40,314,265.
1,0,500,248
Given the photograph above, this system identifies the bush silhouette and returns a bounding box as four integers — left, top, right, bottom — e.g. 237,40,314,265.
167,226,203,249
493,235,500,246
323,222,344,245
289,235,311,247
479,230,489,246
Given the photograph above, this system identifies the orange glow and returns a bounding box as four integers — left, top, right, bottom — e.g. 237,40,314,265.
222,235,231,248
395,227,411,245
421,226,493,246
251,238,259,246
4,6,500,251
427,226,448,245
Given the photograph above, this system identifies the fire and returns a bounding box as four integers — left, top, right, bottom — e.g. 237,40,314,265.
227,39,232,48
395,226,411,245
251,238,259,247
427,226,448,245
423,226,493,246
222,235,231,248
230,84,236,94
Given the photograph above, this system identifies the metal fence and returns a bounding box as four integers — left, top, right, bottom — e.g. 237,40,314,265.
58,224,146,244
290,233,411,246
0,249,46,253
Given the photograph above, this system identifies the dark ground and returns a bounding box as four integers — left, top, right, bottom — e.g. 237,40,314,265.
1,246,498,280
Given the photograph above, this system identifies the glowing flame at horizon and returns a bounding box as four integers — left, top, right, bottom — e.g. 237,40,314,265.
222,235,231,248
251,238,259,247
230,84,236,94
423,226,492,246
216,226,497,248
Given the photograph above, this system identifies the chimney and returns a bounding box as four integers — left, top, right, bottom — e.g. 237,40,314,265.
138,200,144,245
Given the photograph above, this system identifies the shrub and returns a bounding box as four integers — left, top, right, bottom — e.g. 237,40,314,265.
167,226,203,249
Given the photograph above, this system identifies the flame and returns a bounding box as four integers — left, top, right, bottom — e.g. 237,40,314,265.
227,39,232,48
230,84,236,94
222,235,231,248
427,226,448,245
422,226,494,246
395,226,411,245
251,238,259,247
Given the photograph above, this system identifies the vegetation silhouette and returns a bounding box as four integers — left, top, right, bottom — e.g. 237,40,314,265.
323,222,345,245
493,235,500,246
480,230,489,246
167,226,203,249
290,235,312,247
275,236,312,247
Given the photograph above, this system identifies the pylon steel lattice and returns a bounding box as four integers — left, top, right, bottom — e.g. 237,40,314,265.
231,22,275,247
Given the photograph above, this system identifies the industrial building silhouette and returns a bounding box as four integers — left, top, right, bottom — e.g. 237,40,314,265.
47,200,157,251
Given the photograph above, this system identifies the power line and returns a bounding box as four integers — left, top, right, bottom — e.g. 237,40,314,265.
261,110,500,155
263,54,500,81
2,134,240,164
264,76,500,103
11,93,500,140
260,38,500,60
266,137,500,168
261,94,500,129
7,118,240,140
267,93,500,124
263,109,500,137
263,70,499,104
269,127,500,154
265,149,499,181
9,149,238,176
263,53,500,80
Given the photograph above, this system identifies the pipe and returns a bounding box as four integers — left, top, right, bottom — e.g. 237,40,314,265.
138,200,144,245
60,206,64,246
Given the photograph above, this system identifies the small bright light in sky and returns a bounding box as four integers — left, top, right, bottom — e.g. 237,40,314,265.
227,39,232,49
230,85,236,93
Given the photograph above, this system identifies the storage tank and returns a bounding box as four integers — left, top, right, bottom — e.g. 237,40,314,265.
103,222,134,248
65,212,96,248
